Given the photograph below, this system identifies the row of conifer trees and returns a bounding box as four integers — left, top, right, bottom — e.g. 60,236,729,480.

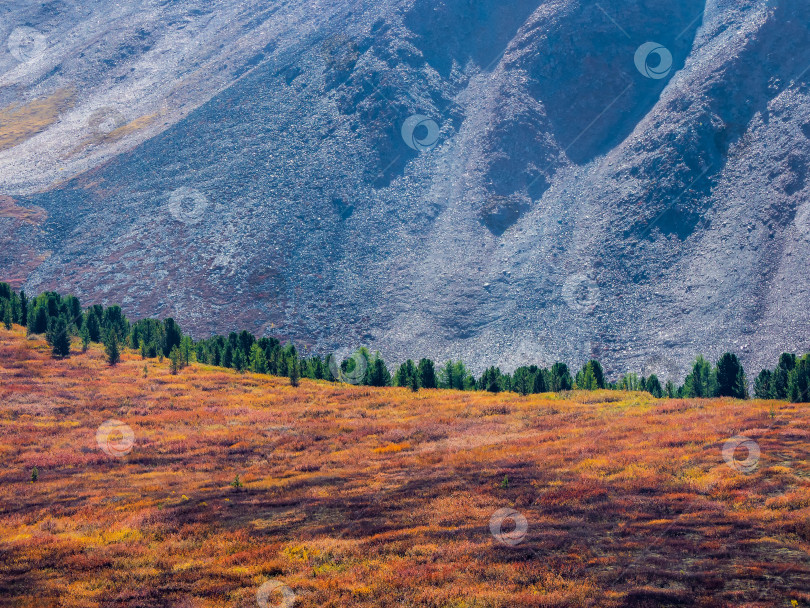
1,283,808,402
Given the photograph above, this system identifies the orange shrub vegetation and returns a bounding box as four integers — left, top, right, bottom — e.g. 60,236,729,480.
1,326,809,607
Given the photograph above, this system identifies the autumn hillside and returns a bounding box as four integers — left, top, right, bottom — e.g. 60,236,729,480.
1,325,809,608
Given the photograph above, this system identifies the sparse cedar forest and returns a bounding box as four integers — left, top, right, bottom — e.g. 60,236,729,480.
2,283,809,402
2,288,810,607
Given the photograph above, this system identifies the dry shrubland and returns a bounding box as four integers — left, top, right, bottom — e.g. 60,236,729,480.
1,326,809,607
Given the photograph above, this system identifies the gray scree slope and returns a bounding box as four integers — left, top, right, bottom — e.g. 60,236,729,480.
2,0,810,380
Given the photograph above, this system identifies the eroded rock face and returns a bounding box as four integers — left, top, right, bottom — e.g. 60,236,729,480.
3,0,810,379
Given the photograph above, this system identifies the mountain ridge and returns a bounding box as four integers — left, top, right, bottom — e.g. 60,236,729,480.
2,0,810,378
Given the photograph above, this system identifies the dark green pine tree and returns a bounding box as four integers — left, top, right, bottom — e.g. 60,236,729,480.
367,356,392,387
222,343,234,368
646,374,663,398
715,353,747,399
417,358,437,389
49,316,71,358
233,348,247,373
249,343,268,374
787,355,810,403
513,367,531,396
104,330,120,366
2,300,11,330
30,305,49,335
770,353,795,399
80,323,91,352
682,356,716,398
162,318,183,357
550,362,573,392
170,346,182,375
85,311,101,342
19,290,27,326
480,367,501,393
440,361,455,390
289,356,301,387
395,360,418,388
753,369,772,399
531,366,548,394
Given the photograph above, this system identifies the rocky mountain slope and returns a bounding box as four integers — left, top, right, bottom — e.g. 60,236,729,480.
2,0,810,380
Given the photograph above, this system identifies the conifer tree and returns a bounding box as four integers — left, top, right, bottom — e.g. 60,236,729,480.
550,362,573,392
646,374,663,398
30,305,49,335
367,356,391,387
770,353,795,399
682,356,715,398
2,300,11,330
170,346,182,375
249,343,268,374
513,367,531,396
787,355,810,403
80,324,91,352
417,358,437,389
233,348,247,373
222,343,234,369
532,367,548,394
715,353,747,399
49,316,71,358
85,311,101,342
754,369,772,399
19,290,27,326
180,336,193,367
162,318,183,357
440,361,455,389
289,356,300,387
104,330,120,366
